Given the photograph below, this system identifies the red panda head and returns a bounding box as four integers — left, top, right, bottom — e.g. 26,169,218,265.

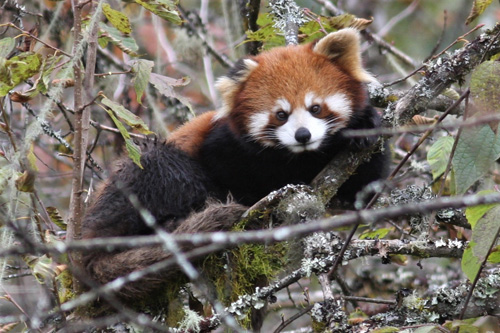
215,28,376,153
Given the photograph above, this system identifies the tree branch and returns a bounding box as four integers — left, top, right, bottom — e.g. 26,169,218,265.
389,23,500,126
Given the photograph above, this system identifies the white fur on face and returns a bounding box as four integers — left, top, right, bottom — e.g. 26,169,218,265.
248,98,292,147
276,108,328,153
248,92,352,153
325,93,352,121
248,111,272,146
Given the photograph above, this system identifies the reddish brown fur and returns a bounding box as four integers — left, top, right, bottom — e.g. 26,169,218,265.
167,111,216,157
227,44,366,135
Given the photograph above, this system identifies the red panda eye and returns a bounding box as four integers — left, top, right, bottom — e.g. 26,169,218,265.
276,111,288,121
310,104,321,114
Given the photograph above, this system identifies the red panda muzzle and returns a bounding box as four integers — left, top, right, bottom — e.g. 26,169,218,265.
294,127,312,144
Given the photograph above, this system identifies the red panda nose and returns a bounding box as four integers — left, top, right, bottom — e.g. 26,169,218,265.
295,127,311,144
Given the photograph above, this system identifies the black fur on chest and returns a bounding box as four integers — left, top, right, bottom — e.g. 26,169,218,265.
199,104,388,206
199,123,345,205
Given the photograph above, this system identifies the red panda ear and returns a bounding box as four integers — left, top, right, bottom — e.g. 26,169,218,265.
313,28,376,83
215,58,259,119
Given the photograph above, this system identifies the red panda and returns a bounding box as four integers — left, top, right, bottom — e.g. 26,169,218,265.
81,28,388,297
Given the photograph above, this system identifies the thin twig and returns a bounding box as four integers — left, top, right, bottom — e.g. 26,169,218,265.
177,5,234,68
384,24,484,88
0,23,72,57
423,10,448,63
273,304,314,333
378,0,420,38
458,226,500,320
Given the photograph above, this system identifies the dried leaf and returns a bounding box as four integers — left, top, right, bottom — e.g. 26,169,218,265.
411,115,436,126
326,13,372,31
15,170,36,193
149,73,193,113
51,78,75,88
0,322,18,332
10,91,34,103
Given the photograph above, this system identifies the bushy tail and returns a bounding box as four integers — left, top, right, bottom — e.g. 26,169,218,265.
82,201,247,298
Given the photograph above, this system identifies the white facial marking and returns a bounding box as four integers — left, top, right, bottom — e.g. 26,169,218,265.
325,93,352,119
304,92,322,108
248,111,270,141
276,108,328,153
275,98,291,112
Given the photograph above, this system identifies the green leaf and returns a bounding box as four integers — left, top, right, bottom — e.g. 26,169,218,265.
131,59,154,104
462,205,500,282
0,52,42,96
29,54,64,96
462,242,482,283
470,61,500,119
101,97,153,135
0,37,15,58
134,0,182,25
427,136,454,180
371,328,399,333
465,0,494,25
46,206,67,231
465,190,497,228
444,320,480,333
488,245,500,263
105,107,143,168
102,3,132,35
27,143,38,172
29,255,57,284
149,72,193,113
244,13,285,50
413,326,442,333
99,22,139,56
359,227,393,240
452,125,500,194
98,36,110,49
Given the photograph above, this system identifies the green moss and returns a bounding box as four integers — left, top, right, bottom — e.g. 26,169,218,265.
56,268,75,304
312,320,328,332
203,220,289,329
